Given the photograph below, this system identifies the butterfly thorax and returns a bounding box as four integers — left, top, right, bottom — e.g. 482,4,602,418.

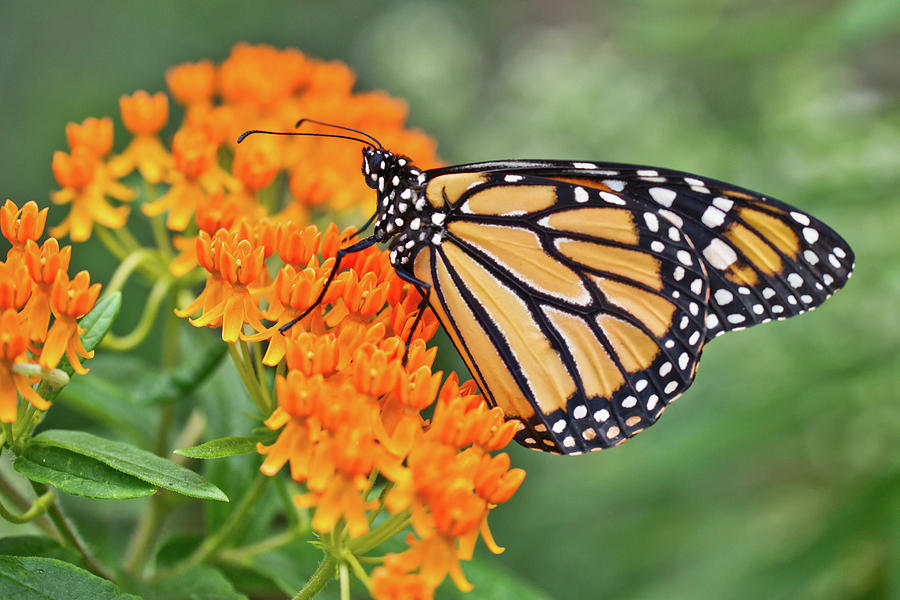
363,148,444,268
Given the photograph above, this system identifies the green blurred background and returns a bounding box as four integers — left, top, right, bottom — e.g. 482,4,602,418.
2,1,899,598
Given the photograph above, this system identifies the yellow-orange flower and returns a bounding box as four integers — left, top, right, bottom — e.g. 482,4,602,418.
0,309,48,423
166,60,217,106
66,117,114,158
50,146,134,242
1,200,48,261
40,271,101,375
142,128,238,230
174,229,267,342
0,260,32,312
21,238,72,342
110,90,172,183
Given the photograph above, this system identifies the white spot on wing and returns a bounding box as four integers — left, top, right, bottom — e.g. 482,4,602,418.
649,187,676,207
702,239,737,269
701,206,726,228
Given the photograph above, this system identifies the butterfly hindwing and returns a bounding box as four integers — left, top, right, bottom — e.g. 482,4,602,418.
410,171,710,454
425,160,855,341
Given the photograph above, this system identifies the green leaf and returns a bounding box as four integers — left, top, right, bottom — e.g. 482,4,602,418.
241,540,336,598
122,565,247,600
438,558,553,600
78,292,122,352
130,338,227,405
38,293,122,403
57,376,155,447
0,536,78,563
175,433,277,459
0,555,140,599
14,445,155,499
31,430,228,502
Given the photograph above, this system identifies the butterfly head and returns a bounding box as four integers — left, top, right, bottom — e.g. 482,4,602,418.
362,148,430,253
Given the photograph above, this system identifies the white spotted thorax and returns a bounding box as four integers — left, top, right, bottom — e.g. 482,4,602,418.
363,147,437,267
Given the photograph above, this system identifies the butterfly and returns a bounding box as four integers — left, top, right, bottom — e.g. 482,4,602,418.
239,121,854,456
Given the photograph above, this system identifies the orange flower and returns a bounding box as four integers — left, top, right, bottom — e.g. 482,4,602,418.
40,271,101,374
66,117,114,157
174,230,267,341
142,129,238,230
166,60,217,106
110,90,172,183
21,238,72,342
50,146,133,242
1,200,48,260
0,309,48,423
0,260,32,311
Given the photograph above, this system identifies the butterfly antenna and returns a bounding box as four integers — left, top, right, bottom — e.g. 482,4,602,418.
237,129,375,148
294,118,384,149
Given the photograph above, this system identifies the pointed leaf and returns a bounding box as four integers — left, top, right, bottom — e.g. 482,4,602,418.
122,565,247,600
175,433,277,459
78,292,122,352
14,445,155,499
0,555,141,599
31,430,227,502
131,338,227,405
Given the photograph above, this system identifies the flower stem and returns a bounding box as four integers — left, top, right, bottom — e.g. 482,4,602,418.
95,225,130,261
104,248,157,295
176,470,270,571
292,555,338,600
339,562,350,600
34,482,113,580
218,528,297,563
0,475,57,538
101,278,170,351
0,488,54,524
228,343,269,415
348,511,411,555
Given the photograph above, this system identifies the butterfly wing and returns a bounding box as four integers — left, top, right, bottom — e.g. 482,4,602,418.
425,160,855,341
410,171,710,454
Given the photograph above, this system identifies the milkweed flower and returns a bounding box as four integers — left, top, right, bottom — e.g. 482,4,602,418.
111,90,172,184
0,309,48,422
48,43,522,599
40,271,101,375
1,200,48,261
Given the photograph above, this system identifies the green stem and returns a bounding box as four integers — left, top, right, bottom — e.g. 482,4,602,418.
339,562,350,600
95,226,130,261
35,483,113,580
293,555,338,600
176,470,270,571
112,223,142,253
0,475,57,538
247,340,273,412
343,551,371,590
228,343,269,415
1,422,13,449
104,248,157,295
218,529,297,563
348,511,411,555
0,488,54,524
101,279,171,351
122,492,167,576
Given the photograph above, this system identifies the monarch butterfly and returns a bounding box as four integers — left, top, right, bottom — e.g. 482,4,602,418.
239,121,854,456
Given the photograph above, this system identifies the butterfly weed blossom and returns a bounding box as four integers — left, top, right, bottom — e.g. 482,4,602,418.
0,200,100,422
36,43,525,599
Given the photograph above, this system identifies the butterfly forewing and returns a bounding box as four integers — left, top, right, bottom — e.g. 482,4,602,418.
411,172,711,454
427,160,855,341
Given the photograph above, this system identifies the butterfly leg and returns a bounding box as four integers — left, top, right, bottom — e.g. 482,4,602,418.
344,210,378,242
395,268,432,366
279,235,379,333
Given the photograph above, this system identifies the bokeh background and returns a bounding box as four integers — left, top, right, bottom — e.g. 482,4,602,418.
2,1,899,598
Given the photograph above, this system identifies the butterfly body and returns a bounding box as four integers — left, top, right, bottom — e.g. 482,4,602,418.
355,147,854,455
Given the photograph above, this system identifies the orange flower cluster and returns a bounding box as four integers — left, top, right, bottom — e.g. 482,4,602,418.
50,43,440,246
48,43,524,598
0,200,101,422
